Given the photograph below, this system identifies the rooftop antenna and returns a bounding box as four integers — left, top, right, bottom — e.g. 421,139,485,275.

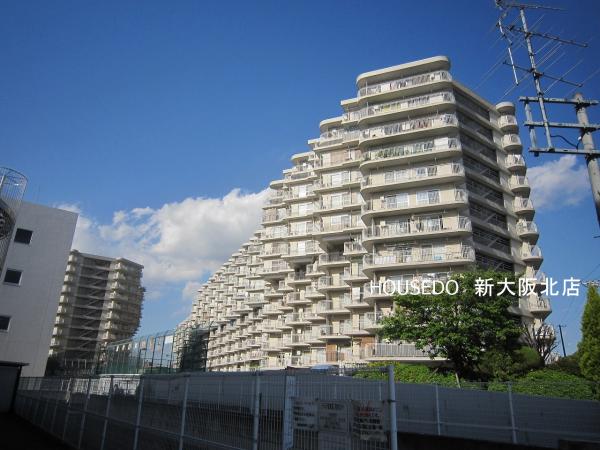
495,0,600,229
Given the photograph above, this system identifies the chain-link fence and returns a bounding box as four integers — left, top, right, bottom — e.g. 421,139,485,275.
14,368,600,450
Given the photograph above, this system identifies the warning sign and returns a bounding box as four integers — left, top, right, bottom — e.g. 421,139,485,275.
351,400,387,442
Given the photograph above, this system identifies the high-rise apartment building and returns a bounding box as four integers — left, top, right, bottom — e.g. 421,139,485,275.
49,250,145,373
185,56,549,371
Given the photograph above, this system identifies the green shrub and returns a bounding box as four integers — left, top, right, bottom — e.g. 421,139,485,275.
488,369,596,400
547,352,582,377
355,362,457,386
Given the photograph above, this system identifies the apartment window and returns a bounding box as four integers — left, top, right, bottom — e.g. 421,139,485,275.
14,228,33,244
3,269,22,285
0,316,10,331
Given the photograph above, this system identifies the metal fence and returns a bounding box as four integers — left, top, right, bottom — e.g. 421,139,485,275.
14,369,600,450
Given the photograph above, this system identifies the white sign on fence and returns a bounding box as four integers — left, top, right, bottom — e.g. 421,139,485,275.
351,400,387,442
293,398,318,431
318,400,349,433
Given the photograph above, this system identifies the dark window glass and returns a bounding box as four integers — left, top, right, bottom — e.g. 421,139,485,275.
4,269,22,284
0,316,10,331
14,228,33,244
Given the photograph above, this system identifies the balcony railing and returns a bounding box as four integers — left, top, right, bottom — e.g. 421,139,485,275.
509,175,530,190
360,343,430,358
505,154,525,169
315,151,362,168
316,173,363,189
364,216,471,239
318,252,348,265
517,221,538,234
316,217,362,232
262,210,288,222
363,246,474,267
522,245,543,259
362,162,463,188
502,134,522,147
358,70,452,98
361,114,458,141
316,129,361,148
363,189,467,212
346,91,454,122
363,137,460,163
318,195,361,210
498,115,517,128
288,224,316,237
344,241,365,253
317,276,347,289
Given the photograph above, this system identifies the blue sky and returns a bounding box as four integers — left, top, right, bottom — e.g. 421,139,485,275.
1,0,599,353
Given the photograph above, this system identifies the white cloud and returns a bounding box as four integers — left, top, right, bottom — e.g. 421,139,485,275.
527,155,589,210
56,188,268,305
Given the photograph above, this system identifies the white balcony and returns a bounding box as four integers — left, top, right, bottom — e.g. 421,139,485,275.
364,216,471,245
513,197,535,219
315,129,361,149
317,195,361,212
360,343,431,360
345,91,454,124
517,221,539,242
361,137,460,169
521,245,543,268
363,246,475,272
509,175,530,194
357,70,452,99
362,162,464,192
318,252,349,267
362,189,468,217
360,114,458,145
317,276,348,291
505,154,526,171
314,173,363,191
502,134,522,150
498,115,518,131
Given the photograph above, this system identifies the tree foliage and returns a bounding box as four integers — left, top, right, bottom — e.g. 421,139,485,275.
579,286,600,382
379,270,522,377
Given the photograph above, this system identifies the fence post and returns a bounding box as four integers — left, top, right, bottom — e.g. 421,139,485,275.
62,377,75,442
132,377,145,450
100,375,114,450
434,383,441,436
178,375,190,450
507,382,518,444
78,377,93,449
387,365,398,450
251,372,261,450
282,372,296,450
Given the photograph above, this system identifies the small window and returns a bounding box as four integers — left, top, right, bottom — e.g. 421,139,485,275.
0,316,10,331
14,228,33,244
4,269,22,285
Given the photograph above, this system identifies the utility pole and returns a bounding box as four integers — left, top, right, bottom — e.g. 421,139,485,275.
557,324,567,357
575,94,600,226
495,1,600,230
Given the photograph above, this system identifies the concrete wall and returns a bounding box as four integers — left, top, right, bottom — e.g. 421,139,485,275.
0,202,77,376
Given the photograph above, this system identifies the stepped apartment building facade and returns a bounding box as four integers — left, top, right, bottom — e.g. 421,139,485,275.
185,56,550,371
49,250,145,373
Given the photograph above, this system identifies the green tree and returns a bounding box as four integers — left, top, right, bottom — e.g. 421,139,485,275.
579,285,600,382
379,270,522,378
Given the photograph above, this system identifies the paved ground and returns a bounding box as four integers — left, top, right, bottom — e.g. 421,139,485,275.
0,413,70,450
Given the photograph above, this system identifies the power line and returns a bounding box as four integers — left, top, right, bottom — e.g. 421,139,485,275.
495,0,600,230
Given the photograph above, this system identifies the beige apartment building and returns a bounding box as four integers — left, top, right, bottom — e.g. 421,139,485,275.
49,250,145,372
185,56,549,371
